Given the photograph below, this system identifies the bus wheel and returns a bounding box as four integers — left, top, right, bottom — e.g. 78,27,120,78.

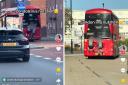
88,56,93,59
110,56,116,59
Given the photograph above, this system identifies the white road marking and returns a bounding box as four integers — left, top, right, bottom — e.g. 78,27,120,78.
30,54,34,56
43,58,52,60
53,60,63,63
30,54,63,63
36,55,42,58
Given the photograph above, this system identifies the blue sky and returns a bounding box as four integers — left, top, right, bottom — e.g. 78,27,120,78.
65,0,128,10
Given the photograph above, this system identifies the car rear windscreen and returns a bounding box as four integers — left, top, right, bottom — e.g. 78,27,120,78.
0,30,25,40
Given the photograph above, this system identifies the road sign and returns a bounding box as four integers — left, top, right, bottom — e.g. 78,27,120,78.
17,2,25,11
19,13,24,16
17,0,23,1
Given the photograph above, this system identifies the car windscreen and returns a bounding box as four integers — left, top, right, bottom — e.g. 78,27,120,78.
0,30,25,40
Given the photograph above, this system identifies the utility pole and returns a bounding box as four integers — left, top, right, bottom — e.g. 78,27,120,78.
55,0,57,34
0,0,2,15
70,0,73,54
102,3,104,8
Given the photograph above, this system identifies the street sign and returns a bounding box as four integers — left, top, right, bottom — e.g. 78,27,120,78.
19,13,24,16
17,3,25,11
17,0,23,1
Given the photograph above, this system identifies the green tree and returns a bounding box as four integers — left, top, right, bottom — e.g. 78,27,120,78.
65,8,74,33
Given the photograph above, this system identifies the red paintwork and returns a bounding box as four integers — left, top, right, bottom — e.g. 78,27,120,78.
84,39,114,57
23,5,41,40
23,27,41,40
25,5,39,10
85,8,112,14
84,8,119,57
84,23,88,33
109,23,113,34
34,27,41,39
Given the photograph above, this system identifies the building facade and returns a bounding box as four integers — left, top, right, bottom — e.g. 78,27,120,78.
46,0,63,39
0,0,17,9
0,0,63,40
65,10,128,45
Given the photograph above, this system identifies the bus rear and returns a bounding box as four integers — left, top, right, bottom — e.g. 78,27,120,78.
23,5,41,40
84,8,119,58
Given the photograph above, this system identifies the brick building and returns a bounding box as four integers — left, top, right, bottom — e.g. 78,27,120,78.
46,0,63,39
0,0,16,8
0,0,63,40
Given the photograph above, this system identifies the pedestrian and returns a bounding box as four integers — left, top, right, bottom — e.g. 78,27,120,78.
28,22,37,39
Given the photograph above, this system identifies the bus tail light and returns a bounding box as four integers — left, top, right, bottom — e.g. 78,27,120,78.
84,23,88,33
109,23,113,34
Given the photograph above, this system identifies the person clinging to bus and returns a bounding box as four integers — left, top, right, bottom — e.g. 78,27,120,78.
28,22,37,39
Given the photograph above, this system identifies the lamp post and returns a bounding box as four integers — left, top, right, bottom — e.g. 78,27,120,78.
102,3,104,8
0,0,2,15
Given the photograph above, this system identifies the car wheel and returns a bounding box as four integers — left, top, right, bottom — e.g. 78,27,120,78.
23,55,30,62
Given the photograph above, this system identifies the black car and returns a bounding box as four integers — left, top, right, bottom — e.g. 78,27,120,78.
0,28,30,62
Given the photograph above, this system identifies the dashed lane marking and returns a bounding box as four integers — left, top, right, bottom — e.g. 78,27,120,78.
43,58,52,60
36,55,42,58
30,54,63,63
53,60,63,63
30,54,34,56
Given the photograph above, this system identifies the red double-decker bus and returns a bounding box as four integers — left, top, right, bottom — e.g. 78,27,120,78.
23,5,41,40
84,8,119,58
0,5,41,40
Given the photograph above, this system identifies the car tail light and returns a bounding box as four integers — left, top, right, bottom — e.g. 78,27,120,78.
84,23,88,33
19,38,29,45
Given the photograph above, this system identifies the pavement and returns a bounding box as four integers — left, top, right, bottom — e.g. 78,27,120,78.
30,41,59,49
65,54,128,85
30,41,63,61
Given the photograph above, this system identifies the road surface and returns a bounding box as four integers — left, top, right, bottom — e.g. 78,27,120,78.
0,55,63,85
65,54,128,85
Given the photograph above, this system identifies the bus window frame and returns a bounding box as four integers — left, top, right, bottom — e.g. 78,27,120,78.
111,14,119,40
